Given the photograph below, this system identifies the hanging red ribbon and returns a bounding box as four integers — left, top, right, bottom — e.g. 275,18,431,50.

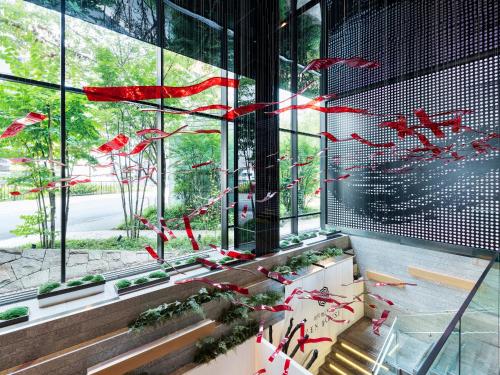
0,112,46,139
326,315,350,324
140,104,231,115
117,139,152,156
283,358,291,375
96,134,129,153
84,77,239,101
257,320,264,343
372,310,390,336
144,245,160,260
258,266,293,285
135,215,168,242
254,369,266,375
324,174,351,182
268,337,288,362
183,215,199,251
351,133,395,148
301,57,380,74
256,192,277,203
220,249,256,261
241,204,248,219
192,160,214,169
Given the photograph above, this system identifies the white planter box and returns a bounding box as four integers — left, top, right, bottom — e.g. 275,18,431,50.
38,282,105,308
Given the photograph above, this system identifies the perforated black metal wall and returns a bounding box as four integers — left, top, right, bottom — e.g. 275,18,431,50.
326,0,499,251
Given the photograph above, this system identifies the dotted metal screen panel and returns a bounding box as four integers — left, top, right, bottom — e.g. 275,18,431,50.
326,0,499,251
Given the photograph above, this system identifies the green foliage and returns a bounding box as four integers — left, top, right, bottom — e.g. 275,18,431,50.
118,204,220,231
219,290,283,324
38,281,61,295
115,279,132,290
59,237,156,251
66,280,84,287
148,271,168,279
10,213,45,237
91,275,105,283
194,321,259,364
81,275,94,282
272,247,344,274
129,288,234,331
0,306,29,321
134,277,149,285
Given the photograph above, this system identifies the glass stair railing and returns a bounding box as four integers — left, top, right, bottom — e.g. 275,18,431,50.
373,251,498,375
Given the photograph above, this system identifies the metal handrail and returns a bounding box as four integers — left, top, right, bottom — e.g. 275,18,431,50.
416,251,499,375
372,316,397,375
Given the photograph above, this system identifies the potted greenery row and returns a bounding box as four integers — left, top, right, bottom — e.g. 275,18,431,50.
272,246,344,278
279,235,303,250
115,270,170,295
37,274,106,307
318,227,341,239
0,306,29,328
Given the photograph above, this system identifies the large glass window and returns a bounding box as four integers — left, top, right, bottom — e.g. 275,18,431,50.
0,0,233,296
0,0,325,296
279,0,323,237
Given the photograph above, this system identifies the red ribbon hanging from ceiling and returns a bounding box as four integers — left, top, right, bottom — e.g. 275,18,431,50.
96,134,129,153
301,57,380,74
83,77,239,101
0,112,47,139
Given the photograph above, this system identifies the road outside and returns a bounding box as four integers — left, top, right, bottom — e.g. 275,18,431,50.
0,191,156,247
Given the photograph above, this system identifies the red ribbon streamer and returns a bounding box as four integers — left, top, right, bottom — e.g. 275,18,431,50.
96,134,129,153
183,215,199,251
175,277,249,295
298,337,333,345
254,369,266,375
256,192,277,203
192,160,213,169
140,104,231,115
326,315,350,324
241,204,248,219
84,77,239,101
324,174,351,182
283,359,291,375
372,310,390,336
351,133,395,148
144,245,159,260
135,215,168,242
0,112,47,139
268,337,288,362
301,57,380,74
220,249,256,261
117,139,152,156
258,266,293,285
257,320,264,343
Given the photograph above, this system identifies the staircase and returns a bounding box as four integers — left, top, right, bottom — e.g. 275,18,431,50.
319,318,396,375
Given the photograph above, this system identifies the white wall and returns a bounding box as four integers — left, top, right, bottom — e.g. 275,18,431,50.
185,257,363,375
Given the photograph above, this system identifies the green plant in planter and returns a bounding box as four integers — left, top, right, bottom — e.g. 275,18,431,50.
219,256,233,264
290,236,301,244
194,320,259,363
81,275,95,282
115,279,132,289
66,280,84,287
38,281,61,295
91,275,105,283
272,265,293,275
148,271,168,279
272,246,344,275
134,277,149,285
219,290,283,324
130,288,235,331
0,306,28,320
280,240,290,248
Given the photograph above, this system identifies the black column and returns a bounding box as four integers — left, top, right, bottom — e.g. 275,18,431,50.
254,0,280,255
